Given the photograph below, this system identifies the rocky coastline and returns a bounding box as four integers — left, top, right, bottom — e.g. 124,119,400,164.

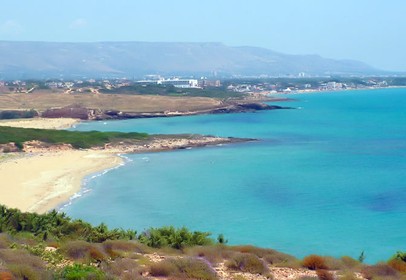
37,102,293,120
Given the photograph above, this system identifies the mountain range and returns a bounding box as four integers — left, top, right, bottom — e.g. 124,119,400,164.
0,41,381,79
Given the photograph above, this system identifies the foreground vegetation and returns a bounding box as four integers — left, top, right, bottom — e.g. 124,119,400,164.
0,205,405,279
0,126,149,149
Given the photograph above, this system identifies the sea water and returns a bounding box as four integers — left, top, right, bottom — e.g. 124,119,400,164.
64,88,406,263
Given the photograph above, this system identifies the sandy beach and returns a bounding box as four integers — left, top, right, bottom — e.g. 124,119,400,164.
0,117,125,213
0,117,80,129
0,117,245,213
0,150,122,213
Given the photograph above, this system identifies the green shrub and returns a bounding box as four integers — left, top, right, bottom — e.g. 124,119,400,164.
225,253,269,275
23,243,65,266
392,251,406,262
59,264,105,280
0,126,148,149
303,255,328,270
138,226,213,249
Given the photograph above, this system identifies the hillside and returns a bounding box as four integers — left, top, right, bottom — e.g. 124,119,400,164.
0,41,379,79
1,204,406,279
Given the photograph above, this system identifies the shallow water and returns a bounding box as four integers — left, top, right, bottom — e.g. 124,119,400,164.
65,88,406,263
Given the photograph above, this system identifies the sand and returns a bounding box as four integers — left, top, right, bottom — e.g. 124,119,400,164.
0,117,80,129
0,150,122,213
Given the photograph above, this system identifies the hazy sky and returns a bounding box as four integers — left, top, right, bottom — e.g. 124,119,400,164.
1,0,405,71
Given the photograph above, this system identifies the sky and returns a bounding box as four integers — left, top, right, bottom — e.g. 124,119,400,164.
1,0,406,71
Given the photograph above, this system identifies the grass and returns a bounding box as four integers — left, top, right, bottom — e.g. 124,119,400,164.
0,92,222,112
58,264,105,280
0,126,149,149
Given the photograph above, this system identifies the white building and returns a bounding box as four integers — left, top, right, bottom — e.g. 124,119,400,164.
159,78,199,88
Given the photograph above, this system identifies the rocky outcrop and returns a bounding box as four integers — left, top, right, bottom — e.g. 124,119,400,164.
0,143,19,153
92,102,292,120
37,101,292,120
0,110,39,119
42,105,90,120
101,135,254,153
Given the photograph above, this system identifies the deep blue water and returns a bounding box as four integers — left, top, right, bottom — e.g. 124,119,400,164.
64,88,406,263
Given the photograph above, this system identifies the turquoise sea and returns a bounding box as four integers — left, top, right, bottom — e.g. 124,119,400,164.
64,88,406,263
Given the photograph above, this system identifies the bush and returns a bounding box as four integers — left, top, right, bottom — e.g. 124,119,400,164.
138,226,213,249
59,264,105,280
316,269,334,280
149,260,177,277
322,256,348,270
150,257,217,280
361,263,399,280
185,245,231,265
388,259,406,273
61,241,106,262
0,234,11,249
392,251,406,262
0,271,14,280
102,240,149,258
0,249,45,270
340,256,361,269
102,258,145,279
387,251,406,273
7,264,51,280
229,245,296,265
303,255,328,270
225,253,269,275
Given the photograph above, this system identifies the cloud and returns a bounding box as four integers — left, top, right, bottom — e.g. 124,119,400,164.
69,18,88,29
0,20,23,35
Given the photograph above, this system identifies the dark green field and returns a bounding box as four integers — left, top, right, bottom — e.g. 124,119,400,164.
0,126,149,149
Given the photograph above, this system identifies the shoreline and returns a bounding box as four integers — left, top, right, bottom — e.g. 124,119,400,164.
0,150,123,213
0,133,251,213
0,117,80,129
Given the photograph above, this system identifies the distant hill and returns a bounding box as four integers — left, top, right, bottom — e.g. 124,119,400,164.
0,41,380,79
